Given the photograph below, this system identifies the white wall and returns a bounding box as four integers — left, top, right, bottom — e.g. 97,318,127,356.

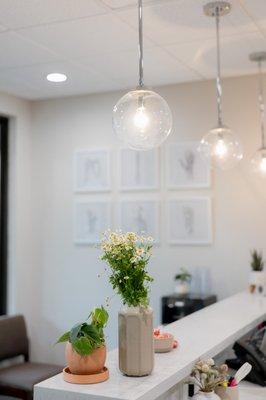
28,74,266,364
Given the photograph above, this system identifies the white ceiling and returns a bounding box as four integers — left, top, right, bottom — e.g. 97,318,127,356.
0,0,265,100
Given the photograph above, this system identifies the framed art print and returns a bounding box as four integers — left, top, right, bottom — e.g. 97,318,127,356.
168,197,212,245
119,200,160,243
119,148,159,191
74,201,112,245
166,142,211,189
74,149,111,192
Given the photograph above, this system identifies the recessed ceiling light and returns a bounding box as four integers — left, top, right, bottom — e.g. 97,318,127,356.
46,73,67,83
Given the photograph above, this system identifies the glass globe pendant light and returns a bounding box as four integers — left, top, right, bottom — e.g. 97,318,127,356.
198,2,243,169
250,52,266,176
112,0,172,150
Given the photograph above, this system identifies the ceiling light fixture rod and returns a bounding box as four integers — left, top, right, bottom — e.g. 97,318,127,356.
258,60,265,149
215,6,223,127
138,0,144,88
204,2,231,128
249,52,266,150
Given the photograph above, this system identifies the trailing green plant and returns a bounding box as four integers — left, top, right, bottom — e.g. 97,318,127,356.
101,231,154,308
56,306,109,356
174,267,192,283
250,249,264,272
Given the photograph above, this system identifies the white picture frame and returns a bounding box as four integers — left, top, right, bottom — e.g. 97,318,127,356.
166,142,211,189
168,197,212,245
74,149,111,192
119,148,159,191
118,200,160,243
74,200,112,245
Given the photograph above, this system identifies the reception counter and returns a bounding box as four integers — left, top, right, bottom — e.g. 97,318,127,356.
34,292,266,400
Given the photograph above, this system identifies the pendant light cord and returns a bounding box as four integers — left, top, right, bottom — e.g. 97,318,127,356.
258,60,265,149
215,7,223,127
138,0,144,88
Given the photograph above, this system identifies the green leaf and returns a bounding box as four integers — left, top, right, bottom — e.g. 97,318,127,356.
56,331,70,344
91,307,109,328
70,323,83,343
82,324,101,343
55,306,108,352
72,336,93,356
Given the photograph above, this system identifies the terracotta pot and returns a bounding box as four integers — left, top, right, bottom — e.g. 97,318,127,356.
65,342,106,375
119,306,154,377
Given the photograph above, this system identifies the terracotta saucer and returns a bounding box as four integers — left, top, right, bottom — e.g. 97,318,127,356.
63,366,109,384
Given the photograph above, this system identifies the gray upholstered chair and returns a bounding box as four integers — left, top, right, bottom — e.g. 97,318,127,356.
0,315,62,400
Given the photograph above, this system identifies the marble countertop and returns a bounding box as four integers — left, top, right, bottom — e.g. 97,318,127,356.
238,380,266,400
34,291,266,400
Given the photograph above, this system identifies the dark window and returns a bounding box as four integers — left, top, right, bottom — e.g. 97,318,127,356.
0,117,8,315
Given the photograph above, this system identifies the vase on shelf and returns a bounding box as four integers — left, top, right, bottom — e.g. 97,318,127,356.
249,270,266,294
118,306,154,377
174,281,190,295
249,250,265,294
174,268,192,295
192,391,220,400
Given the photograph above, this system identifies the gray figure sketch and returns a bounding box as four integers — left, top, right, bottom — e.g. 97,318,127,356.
134,205,147,234
183,206,194,236
83,157,102,185
85,209,97,235
179,150,195,180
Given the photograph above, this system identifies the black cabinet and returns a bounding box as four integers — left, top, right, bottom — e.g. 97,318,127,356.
161,293,217,324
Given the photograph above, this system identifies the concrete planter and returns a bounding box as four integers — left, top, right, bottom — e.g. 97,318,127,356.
118,306,154,376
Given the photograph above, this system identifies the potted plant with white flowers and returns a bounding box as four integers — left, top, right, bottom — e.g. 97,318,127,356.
249,249,266,294
101,231,154,377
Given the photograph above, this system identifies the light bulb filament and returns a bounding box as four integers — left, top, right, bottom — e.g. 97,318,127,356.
260,156,266,172
133,106,149,131
215,139,228,158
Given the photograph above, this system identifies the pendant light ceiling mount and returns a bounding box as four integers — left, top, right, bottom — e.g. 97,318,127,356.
204,1,231,17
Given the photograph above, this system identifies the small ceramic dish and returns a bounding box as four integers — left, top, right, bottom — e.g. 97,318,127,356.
154,332,175,353
63,366,109,384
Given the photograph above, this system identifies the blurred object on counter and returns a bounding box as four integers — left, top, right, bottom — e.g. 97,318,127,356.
161,293,217,324
174,268,192,295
